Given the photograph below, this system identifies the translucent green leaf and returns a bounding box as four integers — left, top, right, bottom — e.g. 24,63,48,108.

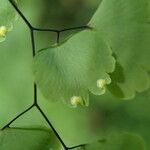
89,0,150,99
33,29,115,106
81,133,145,150
0,128,61,150
0,0,17,42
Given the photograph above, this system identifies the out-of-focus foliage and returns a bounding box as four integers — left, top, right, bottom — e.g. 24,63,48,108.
90,89,150,149
0,0,150,150
79,132,145,150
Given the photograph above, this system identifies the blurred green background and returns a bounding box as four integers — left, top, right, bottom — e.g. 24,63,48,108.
0,0,150,149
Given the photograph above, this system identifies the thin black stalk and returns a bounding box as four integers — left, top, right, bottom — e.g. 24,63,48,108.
60,25,90,32
36,104,68,150
33,25,90,33
9,0,89,33
30,30,36,56
1,104,34,130
68,144,86,149
6,1,89,149
33,27,59,33
30,30,38,105
57,32,60,43
9,0,33,29
33,83,37,105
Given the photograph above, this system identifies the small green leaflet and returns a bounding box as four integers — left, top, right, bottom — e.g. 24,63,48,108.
33,29,115,106
79,132,146,150
89,0,150,99
0,128,61,150
0,0,17,42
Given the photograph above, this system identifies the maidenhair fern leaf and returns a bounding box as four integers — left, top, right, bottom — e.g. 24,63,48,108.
0,128,61,150
0,0,17,42
33,29,115,106
33,0,150,104
89,0,150,99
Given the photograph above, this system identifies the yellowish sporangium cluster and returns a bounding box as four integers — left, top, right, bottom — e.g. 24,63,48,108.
70,96,82,107
97,79,107,91
0,26,8,38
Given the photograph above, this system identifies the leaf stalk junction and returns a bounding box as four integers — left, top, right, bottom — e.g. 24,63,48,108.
1,0,90,149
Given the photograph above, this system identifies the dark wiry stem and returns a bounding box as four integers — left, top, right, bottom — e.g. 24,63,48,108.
33,27,58,33
2,104,34,130
3,0,89,149
57,32,60,43
8,0,33,28
33,25,90,33
60,25,90,32
36,104,68,150
68,144,86,149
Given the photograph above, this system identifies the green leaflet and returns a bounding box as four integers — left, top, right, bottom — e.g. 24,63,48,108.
0,0,17,42
89,0,150,99
0,128,61,150
33,29,115,106
33,0,150,104
78,133,145,150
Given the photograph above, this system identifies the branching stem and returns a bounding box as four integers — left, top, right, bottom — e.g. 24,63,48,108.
2,0,89,149
33,25,90,33
2,104,34,130
36,104,68,150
